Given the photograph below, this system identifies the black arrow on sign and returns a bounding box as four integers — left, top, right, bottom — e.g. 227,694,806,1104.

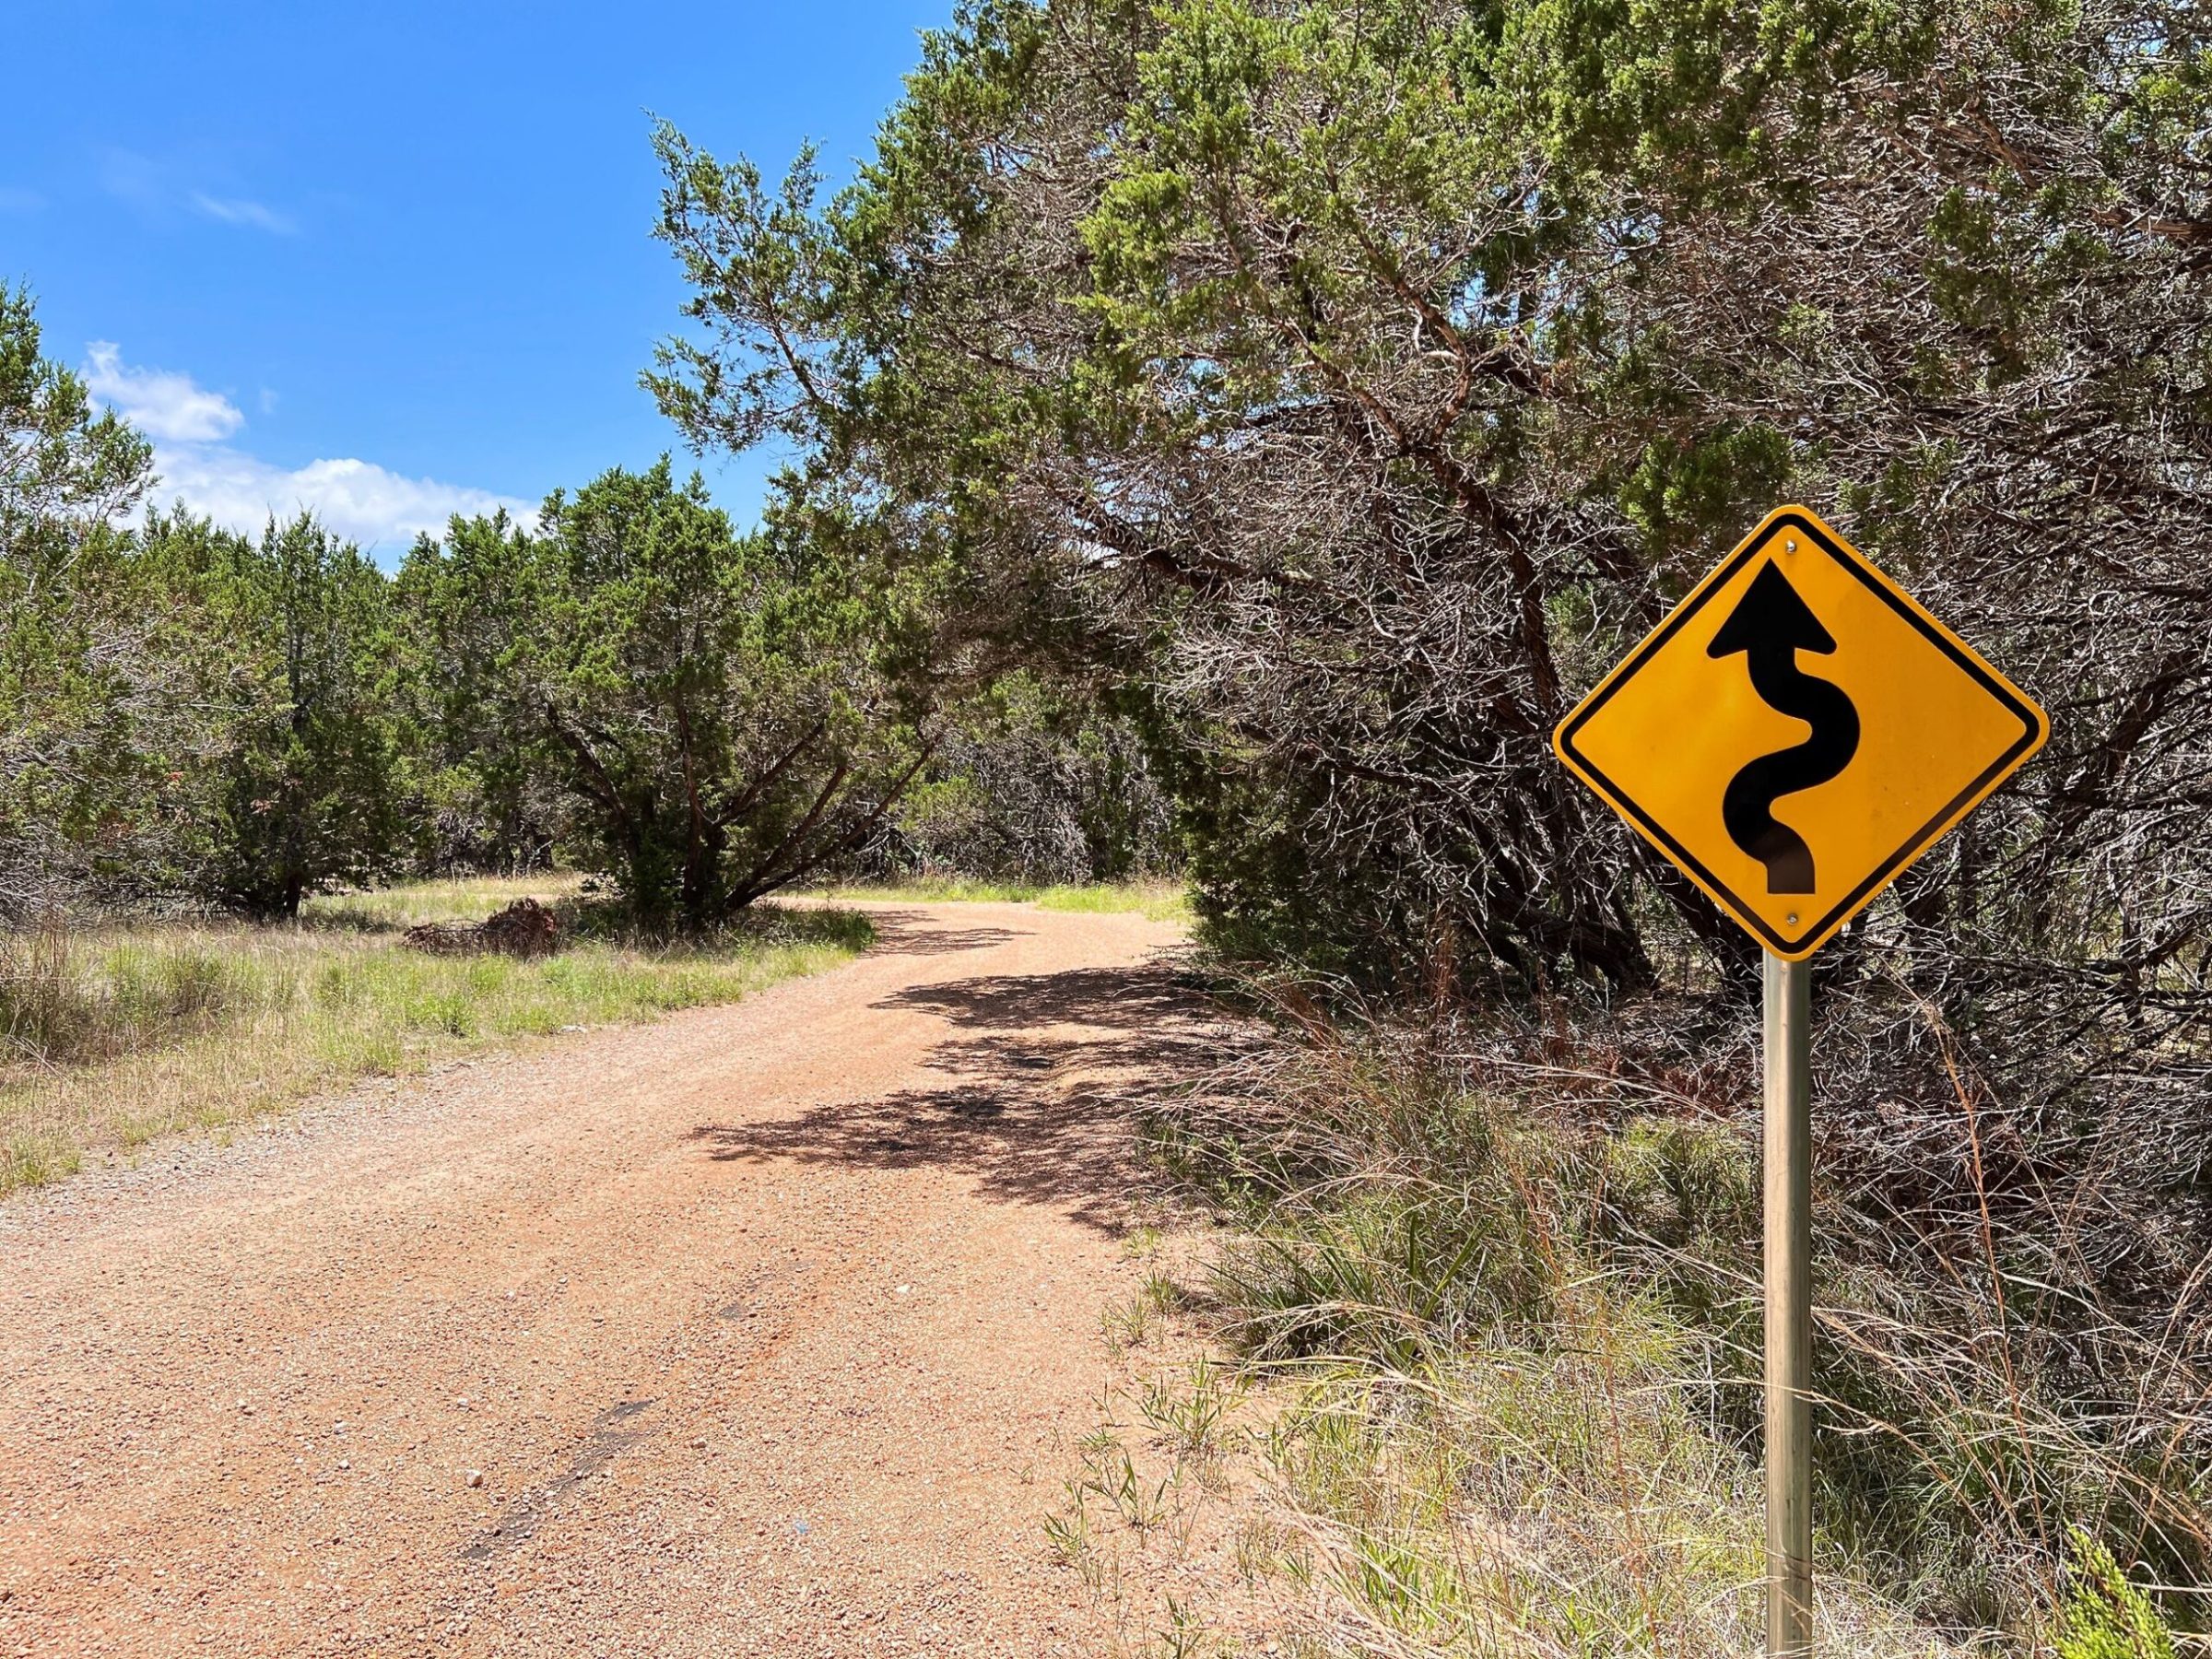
1705,559,1860,895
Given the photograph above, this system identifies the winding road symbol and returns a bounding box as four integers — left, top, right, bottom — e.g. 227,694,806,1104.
1549,504,2048,959
1705,560,1860,894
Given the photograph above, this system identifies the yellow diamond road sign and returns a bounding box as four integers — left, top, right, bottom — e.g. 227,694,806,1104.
1554,505,2049,960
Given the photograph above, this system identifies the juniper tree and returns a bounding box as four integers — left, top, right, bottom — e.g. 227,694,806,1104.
410,462,934,933
0,288,198,917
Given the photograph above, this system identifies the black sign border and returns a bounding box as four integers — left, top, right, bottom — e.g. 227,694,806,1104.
1556,512,2047,957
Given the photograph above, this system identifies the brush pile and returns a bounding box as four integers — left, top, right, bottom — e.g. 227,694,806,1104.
403,897,560,959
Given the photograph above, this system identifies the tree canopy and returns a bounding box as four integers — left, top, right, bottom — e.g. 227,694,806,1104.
652,0,2212,999
646,0,2212,1597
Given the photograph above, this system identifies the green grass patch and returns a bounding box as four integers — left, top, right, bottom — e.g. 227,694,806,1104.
302,872,591,932
1034,880,1192,924
0,885,870,1196
814,875,1191,922
815,875,1043,904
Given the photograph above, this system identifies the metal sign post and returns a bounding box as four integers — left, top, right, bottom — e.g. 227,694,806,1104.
1763,950,1813,1655
1550,505,2051,1656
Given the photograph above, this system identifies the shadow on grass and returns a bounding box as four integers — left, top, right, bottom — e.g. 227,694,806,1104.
687,957,1227,1232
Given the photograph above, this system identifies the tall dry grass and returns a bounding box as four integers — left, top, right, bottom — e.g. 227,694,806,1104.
0,879,870,1193
1145,985,2200,1655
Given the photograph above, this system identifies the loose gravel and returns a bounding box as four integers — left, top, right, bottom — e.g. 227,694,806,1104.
0,902,1212,1657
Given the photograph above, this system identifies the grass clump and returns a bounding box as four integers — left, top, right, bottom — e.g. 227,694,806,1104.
818,874,1045,904
0,881,871,1194
1265,1336,1782,1654
0,924,261,1069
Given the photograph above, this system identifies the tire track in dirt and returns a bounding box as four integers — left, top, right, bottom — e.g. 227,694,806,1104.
0,902,1217,1656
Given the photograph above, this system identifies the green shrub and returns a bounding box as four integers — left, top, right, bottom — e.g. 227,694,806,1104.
2056,1533,2176,1659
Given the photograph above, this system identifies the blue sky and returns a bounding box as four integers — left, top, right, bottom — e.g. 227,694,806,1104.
1,0,953,559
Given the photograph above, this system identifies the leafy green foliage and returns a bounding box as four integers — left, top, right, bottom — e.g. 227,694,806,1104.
405,461,933,933
0,287,171,916
178,514,410,918
0,283,949,934
3,297,413,922
2056,1532,2178,1659
883,672,1176,884
650,0,2212,1005
391,510,563,873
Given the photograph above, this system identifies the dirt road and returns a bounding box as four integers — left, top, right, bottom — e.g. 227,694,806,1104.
0,902,1212,1657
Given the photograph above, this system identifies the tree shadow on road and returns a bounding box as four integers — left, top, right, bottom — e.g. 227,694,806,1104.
854,908,1023,958
686,959,1230,1233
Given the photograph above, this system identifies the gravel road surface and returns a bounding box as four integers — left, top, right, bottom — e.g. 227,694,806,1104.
0,901,1209,1657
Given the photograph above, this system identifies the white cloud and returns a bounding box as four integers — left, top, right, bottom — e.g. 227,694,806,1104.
85,342,532,553
99,149,300,235
148,447,535,551
188,192,296,235
84,342,245,442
